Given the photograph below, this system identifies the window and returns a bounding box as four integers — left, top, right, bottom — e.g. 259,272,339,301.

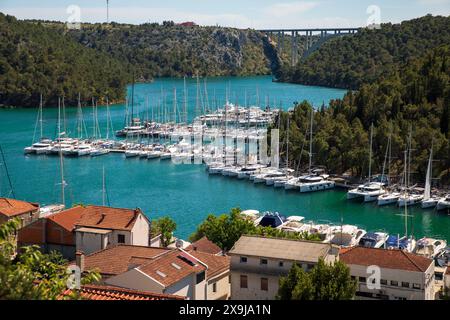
401,282,410,288
260,258,268,265
359,277,366,283
240,257,247,263
380,279,388,285
212,282,217,293
279,261,284,267
413,283,421,289
307,264,314,270
261,278,268,291
196,271,205,284
117,234,125,243
240,275,248,289
391,280,398,286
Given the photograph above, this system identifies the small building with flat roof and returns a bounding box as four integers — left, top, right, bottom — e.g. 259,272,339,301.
228,235,339,300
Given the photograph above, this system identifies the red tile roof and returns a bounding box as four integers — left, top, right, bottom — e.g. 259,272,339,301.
190,251,230,279
186,237,222,255
340,247,433,272
138,250,206,287
60,284,184,300
74,205,144,231
0,198,39,217
81,245,169,276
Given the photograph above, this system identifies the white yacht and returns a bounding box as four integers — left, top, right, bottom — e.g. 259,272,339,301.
414,238,447,259
358,231,389,248
377,192,401,206
90,148,109,157
397,193,423,207
208,163,226,175
437,195,450,211
385,235,416,253
327,225,367,248
279,216,305,233
264,172,288,186
160,152,172,160
24,141,52,154
147,150,162,159
125,150,141,158
284,176,302,190
298,174,335,193
347,182,385,202
76,144,94,156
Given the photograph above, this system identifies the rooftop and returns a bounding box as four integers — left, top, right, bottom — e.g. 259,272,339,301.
228,235,336,262
340,247,433,272
137,250,206,287
74,205,144,231
186,236,222,255
0,197,39,217
81,245,169,276
189,250,230,279
60,284,184,300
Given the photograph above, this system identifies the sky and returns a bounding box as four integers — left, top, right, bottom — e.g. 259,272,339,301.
1,0,449,29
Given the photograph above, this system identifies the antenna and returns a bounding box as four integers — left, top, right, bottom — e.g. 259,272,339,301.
106,0,109,24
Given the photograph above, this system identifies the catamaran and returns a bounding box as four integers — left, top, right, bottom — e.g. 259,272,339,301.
421,144,439,208
436,195,450,211
347,124,385,201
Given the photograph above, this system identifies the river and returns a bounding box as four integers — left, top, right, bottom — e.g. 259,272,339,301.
1,75,449,241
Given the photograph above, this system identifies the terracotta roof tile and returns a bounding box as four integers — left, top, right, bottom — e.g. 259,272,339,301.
189,251,230,279
186,236,222,255
81,245,169,276
60,284,184,300
138,250,206,287
74,205,143,231
0,198,38,217
340,247,433,272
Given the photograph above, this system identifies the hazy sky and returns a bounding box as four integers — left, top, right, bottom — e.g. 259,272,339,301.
1,0,449,28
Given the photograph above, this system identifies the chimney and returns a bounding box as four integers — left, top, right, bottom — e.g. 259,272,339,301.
75,251,85,272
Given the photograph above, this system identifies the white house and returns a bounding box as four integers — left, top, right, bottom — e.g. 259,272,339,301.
228,235,340,300
74,205,151,255
77,244,230,300
340,246,435,300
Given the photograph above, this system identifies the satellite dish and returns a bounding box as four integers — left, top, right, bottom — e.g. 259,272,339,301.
175,239,184,248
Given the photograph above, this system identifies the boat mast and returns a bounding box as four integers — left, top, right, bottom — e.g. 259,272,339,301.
39,94,43,140
183,76,187,124
308,108,313,175
286,115,289,170
368,123,373,183
381,126,392,185
106,97,110,140
58,97,65,207
424,141,433,200
403,150,408,238
131,74,135,126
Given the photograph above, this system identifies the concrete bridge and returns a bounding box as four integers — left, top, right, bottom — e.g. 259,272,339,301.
258,28,361,66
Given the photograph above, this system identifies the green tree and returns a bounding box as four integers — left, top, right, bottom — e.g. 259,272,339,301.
0,218,101,300
277,258,356,300
153,217,177,247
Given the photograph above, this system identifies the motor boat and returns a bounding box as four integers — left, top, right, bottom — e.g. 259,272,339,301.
436,195,450,211
327,225,367,247
273,176,291,188
414,238,447,259
147,150,162,159
76,144,94,156
284,177,301,190
257,212,287,229
385,235,416,252
160,152,172,160
358,231,389,248
377,192,401,206
208,163,226,175
347,182,385,202
24,141,52,154
240,209,262,226
264,172,287,186
279,216,305,233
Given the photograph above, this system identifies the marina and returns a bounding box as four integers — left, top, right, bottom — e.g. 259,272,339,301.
1,76,450,242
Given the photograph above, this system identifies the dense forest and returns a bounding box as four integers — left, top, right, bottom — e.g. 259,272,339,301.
60,21,275,80
276,15,450,90
0,14,279,107
274,45,450,185
0,13,131,108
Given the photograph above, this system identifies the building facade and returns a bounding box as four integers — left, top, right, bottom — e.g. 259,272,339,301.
228,235,339,300
340,247,435,300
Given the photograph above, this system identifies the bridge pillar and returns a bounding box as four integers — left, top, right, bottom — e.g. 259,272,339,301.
291,30,296,67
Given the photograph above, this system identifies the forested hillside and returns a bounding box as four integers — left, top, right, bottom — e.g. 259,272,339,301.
61,21,273,80
0,13,131,108
275,45,450,184
277,15,450,90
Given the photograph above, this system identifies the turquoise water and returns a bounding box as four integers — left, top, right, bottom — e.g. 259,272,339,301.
1,75,449,241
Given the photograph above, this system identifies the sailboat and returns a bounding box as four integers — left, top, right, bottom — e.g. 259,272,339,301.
24,94,53,155
347,123,385,201
296,109,335,193
421,144,439,208
398,128,423,207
